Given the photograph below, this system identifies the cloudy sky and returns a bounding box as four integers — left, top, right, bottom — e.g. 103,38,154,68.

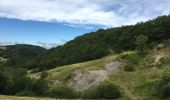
0,0,170,48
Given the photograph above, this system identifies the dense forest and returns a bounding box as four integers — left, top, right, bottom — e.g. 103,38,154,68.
0,44,46,68
28,15,170,70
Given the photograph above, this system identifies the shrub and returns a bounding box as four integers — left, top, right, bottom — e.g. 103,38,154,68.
125,53,141,65
160,73,170,85
160,83,170,98
159,57,170,67
124,63,135,71
123,52,141,72
155,73,170,98
48,84,79,99
82,80,121,99
96,80,121,99
16,91,36,96
82,86,98,99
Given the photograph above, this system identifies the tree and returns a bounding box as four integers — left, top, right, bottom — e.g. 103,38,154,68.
34,70,49,96
136,34,148,56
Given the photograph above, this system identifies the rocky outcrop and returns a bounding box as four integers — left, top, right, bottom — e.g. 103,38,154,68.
68,61,122,91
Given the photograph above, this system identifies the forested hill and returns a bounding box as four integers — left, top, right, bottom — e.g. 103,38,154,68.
0,44,46,68
29,15,170,70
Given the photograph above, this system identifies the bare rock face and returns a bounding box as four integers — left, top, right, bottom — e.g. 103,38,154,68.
153,52,164,66
68,61,122,91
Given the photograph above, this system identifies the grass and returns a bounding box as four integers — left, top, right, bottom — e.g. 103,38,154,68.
110,50,170,100
0,57,7,62
0,95,55,100
29,50,170,99
30,52,127,82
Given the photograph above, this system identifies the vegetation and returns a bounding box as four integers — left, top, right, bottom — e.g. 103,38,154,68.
0,15,170,99
48,84,78,99
0,67,49,97
123,52,141,71
136,34,148,56
0,44,46,68
0,67,28,95
155,73,170,98
82,80,121,99
29,15,170,70
0,95,55,100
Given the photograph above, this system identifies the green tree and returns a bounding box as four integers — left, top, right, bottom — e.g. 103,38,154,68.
34,70,49,96
136,34,148,56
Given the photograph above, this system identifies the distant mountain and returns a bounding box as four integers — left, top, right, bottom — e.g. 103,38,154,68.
28,15,170,70
0,44,46,68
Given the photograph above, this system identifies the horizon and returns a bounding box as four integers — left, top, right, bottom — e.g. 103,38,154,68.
0,0,170,48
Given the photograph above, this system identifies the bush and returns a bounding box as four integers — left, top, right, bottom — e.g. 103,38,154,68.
125,53,141,65
123,52,141,72
124,63,135,71
155,73,170,98
160,83,170,98
159,57,170,67
48,84,79,99
82,80,121,99
16,91,36,96
82,86,98,99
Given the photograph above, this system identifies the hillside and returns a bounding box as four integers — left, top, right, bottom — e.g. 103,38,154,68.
0,15,169,99
0,44,46,68
29,15,170,70
30,48,170,99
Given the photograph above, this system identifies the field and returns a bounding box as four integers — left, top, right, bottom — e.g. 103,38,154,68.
0,95,55,100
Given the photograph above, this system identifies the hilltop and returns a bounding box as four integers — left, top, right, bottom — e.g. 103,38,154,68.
0,44,46,68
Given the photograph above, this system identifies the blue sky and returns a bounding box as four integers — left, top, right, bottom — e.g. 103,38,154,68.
0,0,170,48
0,18,101,48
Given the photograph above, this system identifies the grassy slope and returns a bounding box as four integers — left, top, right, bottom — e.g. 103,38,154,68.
30,52,126,81
112,49,170,100
29,50,169,100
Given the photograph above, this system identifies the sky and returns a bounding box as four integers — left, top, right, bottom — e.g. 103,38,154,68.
0,0,170,48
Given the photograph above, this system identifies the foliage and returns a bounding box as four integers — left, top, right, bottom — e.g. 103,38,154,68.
163,39,170,48
159,83,170,98
82,86,98,99
0,67,29,95
0,67,49,97
159,56,170,67
25,70,49,96
34,71,49,95
136,34,148,56
82,80,121,99
48,84,79,99
124,63,135,71
155,73,170,98
123,52,141,71
29,15,170,70
0,44,46,68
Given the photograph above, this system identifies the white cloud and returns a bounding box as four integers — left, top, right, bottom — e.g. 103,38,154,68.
36,42,61,49
36,39,67,48
0,0,169,27
0,41,63,48
0,41,25,46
